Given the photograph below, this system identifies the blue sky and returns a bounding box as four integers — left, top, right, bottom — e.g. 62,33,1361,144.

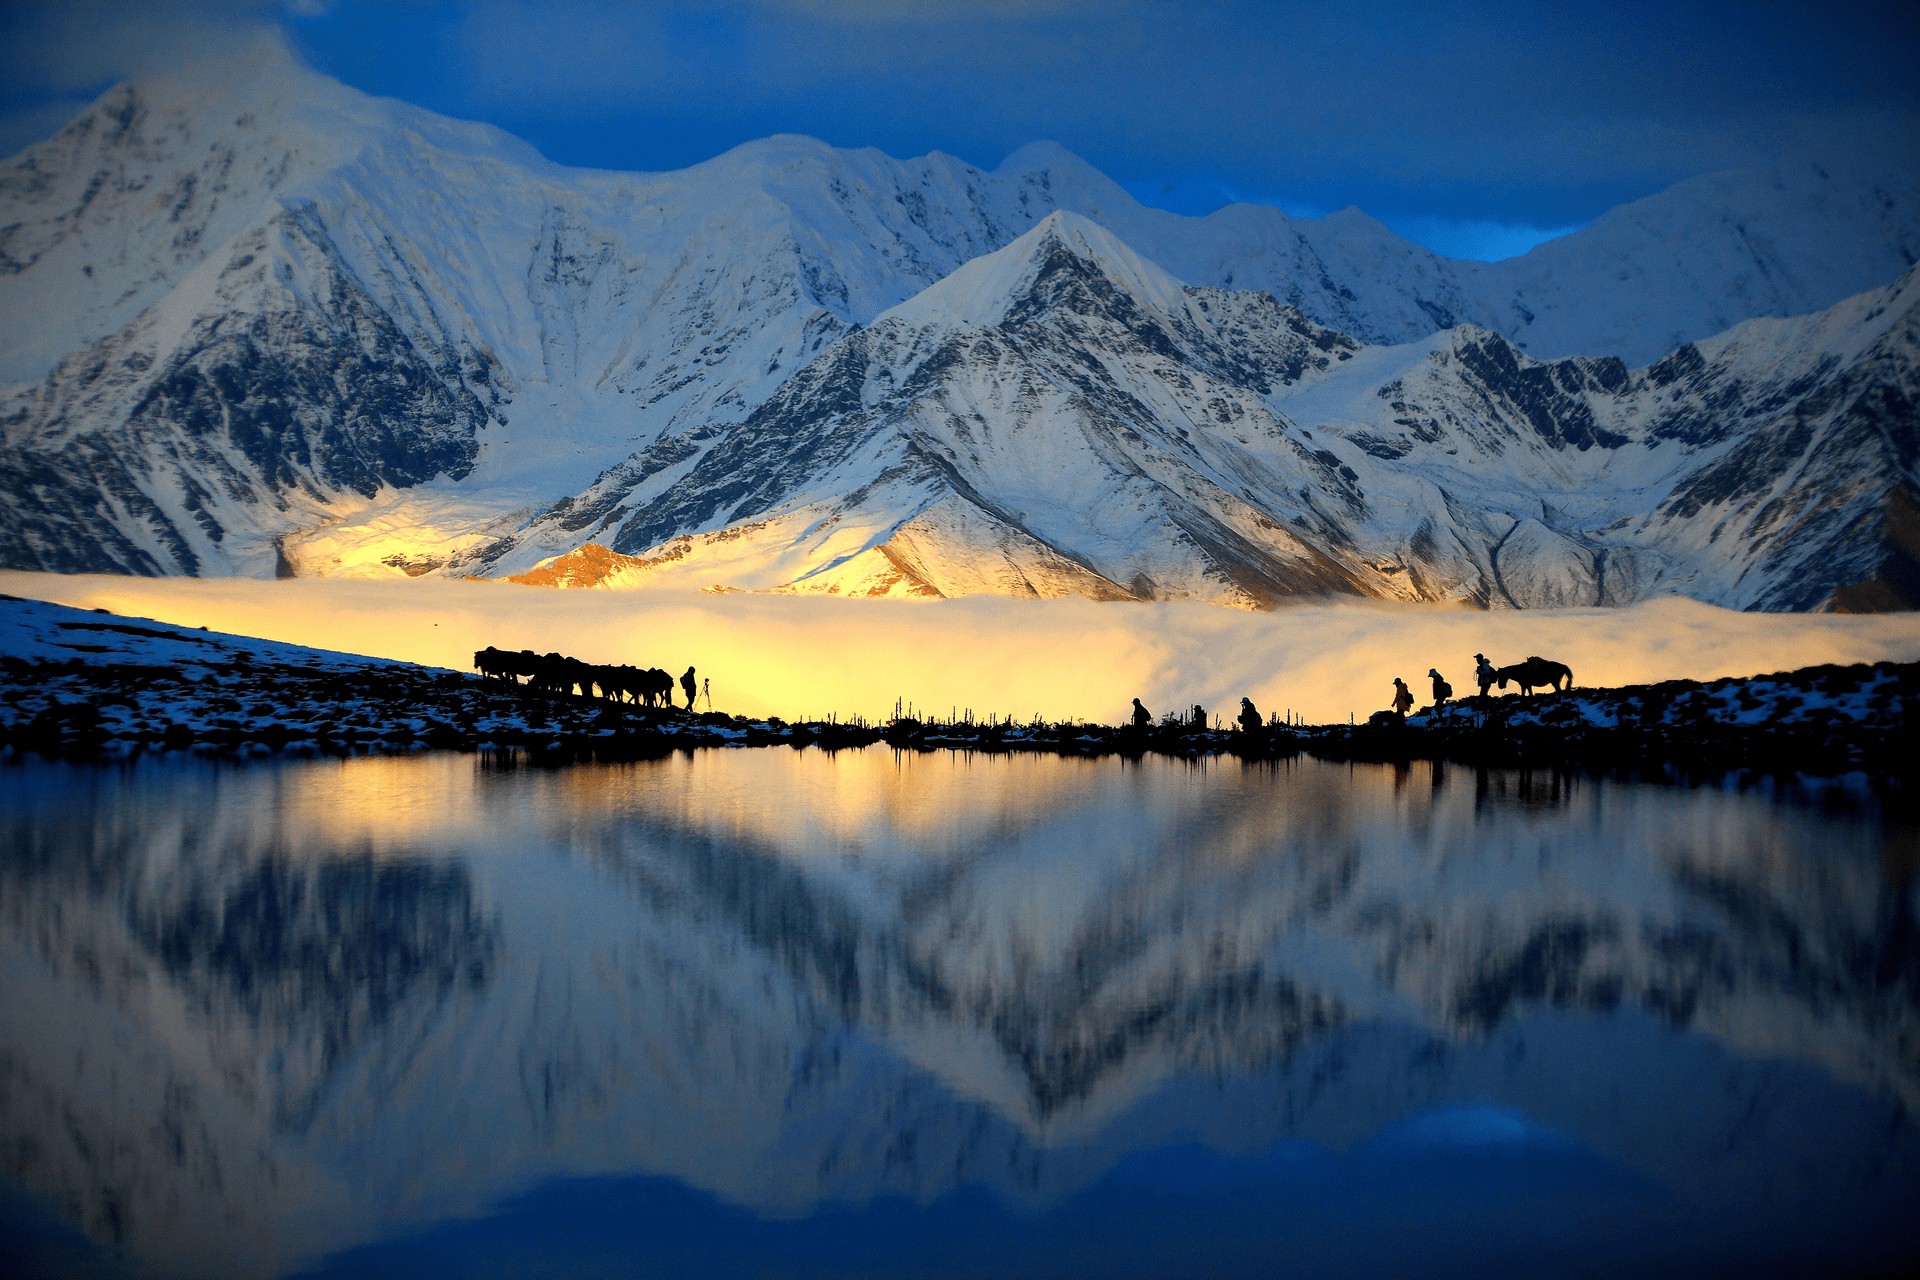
3,0,1916,261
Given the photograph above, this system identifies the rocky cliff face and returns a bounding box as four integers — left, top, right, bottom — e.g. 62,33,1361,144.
1,206,496,575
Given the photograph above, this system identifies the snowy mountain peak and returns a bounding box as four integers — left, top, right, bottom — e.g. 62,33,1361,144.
878,209,1190,337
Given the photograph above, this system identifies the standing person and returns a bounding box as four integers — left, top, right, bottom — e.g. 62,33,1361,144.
1474,653,1498,698
1131,698,1152,728
1391,678,1413,723
1429,668,1453,711
1237,697,1262,733
681,666,698,710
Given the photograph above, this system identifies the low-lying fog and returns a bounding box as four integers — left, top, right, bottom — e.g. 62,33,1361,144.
3,571,1916,725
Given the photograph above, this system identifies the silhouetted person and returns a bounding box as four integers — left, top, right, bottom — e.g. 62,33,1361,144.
1191,704,1207,730
1474,653,1497,698
1391,678,1413,723
1429,667,1452,710
1131,698,1152,728
681,666,697,710
1237,697,1262,733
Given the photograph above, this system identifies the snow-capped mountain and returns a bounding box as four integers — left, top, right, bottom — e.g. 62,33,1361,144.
499,214,1919,611
2,37,1915,606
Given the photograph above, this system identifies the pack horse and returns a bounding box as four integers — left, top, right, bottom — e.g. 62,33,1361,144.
1494,656,1575,696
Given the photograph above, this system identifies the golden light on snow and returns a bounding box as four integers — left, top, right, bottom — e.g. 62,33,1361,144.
4,570,1918,727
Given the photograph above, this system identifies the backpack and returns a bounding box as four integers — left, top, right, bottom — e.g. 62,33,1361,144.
1437,680,1453,699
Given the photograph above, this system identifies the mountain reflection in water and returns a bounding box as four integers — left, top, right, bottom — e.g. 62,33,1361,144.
1,749,1914,1277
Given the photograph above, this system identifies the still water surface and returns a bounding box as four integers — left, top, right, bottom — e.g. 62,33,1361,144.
1,748,1915,1278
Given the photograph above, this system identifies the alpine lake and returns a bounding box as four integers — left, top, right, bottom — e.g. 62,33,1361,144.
1,744,1915,1279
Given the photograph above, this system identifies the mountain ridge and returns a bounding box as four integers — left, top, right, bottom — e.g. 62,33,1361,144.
496,216,1920,612
2,46,1916,609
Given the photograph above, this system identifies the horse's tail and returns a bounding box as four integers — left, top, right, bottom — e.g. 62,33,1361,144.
1563,664,1574,689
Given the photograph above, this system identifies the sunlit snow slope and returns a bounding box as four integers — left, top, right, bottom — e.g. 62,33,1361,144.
1,35,1915,608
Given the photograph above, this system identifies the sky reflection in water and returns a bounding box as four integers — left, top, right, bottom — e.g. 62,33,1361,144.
1,749,1915,1278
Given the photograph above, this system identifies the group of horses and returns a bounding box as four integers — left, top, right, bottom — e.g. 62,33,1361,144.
473,647,679,706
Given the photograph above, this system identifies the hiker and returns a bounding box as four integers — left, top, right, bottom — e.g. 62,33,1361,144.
1237,697,1262,733
1131,698,1152,728
1474,653,1497,698
1391,678,1413,722
1429,668,1453,711
681,666,698,710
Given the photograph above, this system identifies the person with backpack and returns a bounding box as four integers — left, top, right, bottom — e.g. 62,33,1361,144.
1429,668,1453,711
1391,678,1413,723
1474,653,1498,698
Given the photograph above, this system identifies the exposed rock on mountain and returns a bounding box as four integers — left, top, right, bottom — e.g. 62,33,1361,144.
502,540,660,588
1,206,496,576
1830,485,1920,612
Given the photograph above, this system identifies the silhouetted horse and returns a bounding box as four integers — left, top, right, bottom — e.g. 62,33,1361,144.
474,647,545,684
1495,656,1574,695
603,665,650,704
587,664,626,702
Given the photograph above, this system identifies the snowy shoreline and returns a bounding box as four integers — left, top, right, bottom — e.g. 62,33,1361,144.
2,593,1911,780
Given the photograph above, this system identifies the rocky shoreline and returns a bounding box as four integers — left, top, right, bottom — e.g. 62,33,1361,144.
1,594,1913,781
